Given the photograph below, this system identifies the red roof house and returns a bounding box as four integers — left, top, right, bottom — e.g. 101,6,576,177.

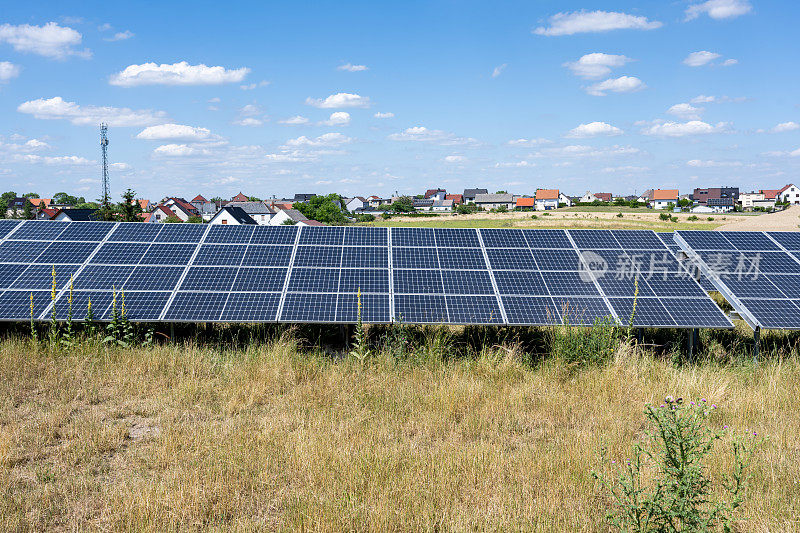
232,192,249,202
445,194,463,204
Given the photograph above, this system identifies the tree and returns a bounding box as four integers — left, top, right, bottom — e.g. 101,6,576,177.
117,189,143,222
0,191,16,219
76,201,100,210
95,199,116,222
186,216,204,223
614,197,627,206
248,196,262,202
495,190,507,194
53,192,82,206
678,198,691,208
294,193,348,225
22,192,39,199
390,196,415,213
21,199,35,220
163,216,183,223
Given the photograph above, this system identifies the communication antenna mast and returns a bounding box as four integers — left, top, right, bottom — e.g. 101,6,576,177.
100,123,110,207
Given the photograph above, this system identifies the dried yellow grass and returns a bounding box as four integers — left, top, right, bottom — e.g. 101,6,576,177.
0,336,799,531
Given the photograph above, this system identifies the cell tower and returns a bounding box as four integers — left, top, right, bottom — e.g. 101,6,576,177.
100,123,110,207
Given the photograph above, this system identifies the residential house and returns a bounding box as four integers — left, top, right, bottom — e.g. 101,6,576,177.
368,197,394,208
692,187,739,205
190,195,217,221
36,207,58,220
424,188,446,200
707,198,735,213
412,198,434,210
226,201,275,225
650,189,679,209
208,206,257,225
579,192,598,203
534,189,560,211
28,198,52,209
579,192,612,203
5,197,26,217
595,193,612,203
474,193,515,210
292,193,316,202
638,189,654,204
445,194,463,205
463,188,488,203
146,205,177,223
778,184,800,205
559,193,573,207
53,208,101,221
137,199,151,212
268,208,324,226
515,197,536,210
343,197,367,212
739,191,776,210
161,198,199,221
231,192,250,202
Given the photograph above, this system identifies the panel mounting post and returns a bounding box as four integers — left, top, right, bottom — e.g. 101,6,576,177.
686,327,699,362
753,326,760,366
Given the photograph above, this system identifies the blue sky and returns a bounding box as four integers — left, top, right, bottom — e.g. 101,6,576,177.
0,0,797,201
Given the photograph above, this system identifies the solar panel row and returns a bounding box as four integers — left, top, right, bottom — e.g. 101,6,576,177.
0,221,732,328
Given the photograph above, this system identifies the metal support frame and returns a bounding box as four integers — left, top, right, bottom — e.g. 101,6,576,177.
686,327,699,362
753,327,760,365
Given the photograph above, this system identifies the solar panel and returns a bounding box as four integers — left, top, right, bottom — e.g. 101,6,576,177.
0,222,732,328
0,290,52,320
0,220,22,238
676,230,800,329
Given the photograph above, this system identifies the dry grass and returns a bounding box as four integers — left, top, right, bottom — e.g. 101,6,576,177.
1,334,799,531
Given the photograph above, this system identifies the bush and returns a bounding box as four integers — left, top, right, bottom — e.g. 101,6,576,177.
530,214,538,220
380,212,392,220
616,212,624,218
707,217,715,221
659,212,671,221
670,216,678,223
355,213,375,222
594,397,758,532
688,215,699,221
547,314,620,367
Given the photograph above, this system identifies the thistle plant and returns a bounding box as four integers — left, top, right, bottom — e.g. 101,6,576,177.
349,288,370,365
594,397,759,532
29,292,37,342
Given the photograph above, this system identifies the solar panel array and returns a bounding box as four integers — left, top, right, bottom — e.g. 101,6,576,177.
0,220,731,327
675,230,800,329
655,232,716,291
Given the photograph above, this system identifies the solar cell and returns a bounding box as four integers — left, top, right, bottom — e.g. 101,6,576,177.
392,247,439,269
541,271,600,296
250,225,297,244
502,296,560,325
155,224,207,243
294,246,342,267
440,270,495,294
437,248,487,270
595,274,655,297
393,269,442,294
678,231,731,251
165,292,228,321
91,242,149,264
667,298,734,328
124,266,184,291
57,221,114,241
108,223,163,242
221,293,280,322
479,229,527,248
523,229,572,249
280,293,337,322
10,264,80,290
612,230,665,250
36,242,98,264
106,291,171,321
10,221,69,241
753,252,800,274
0,240,49,262
579,249,630,272
736,299,800,329
205,224,254,244
493,270,549,296
530,249,582,271
180,266,238,291
608,297,675,327
55,291,115,320
338,268,389,293
767,274,800,298
645,273,707,297
485,248,537,270
231,267,288,292
140,243,197,265
391,227,433,247
717,274,785,298
767,232,800,251
568,229,619,249
434,228,480,248
394,294,448,323
0,220,22,238
288,268,340,292
193,244,247,266
241,245,292,267
336,293,390,323
721,231,780,251
341,247,388,268
446,295,503,324
73,265,134,290
343,226,387,246
299,226,344,245
0,290,52,320
0,264,28,289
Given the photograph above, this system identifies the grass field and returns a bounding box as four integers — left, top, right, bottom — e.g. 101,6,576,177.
2,324,799,531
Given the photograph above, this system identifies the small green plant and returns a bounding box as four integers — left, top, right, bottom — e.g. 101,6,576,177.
349,288,370,365
29,292,37,342
104,288,122,345
530,214,538,220
542,212,552,216
687,215,698,221
60,275,75,347
659,212,671,221
381,212,392,220
707,217,715,221
617,212,624,218
48,266,59,346
119,289,135,346
670,216,678,223
548,305,620,367
85,297,97,338
594,397,759,532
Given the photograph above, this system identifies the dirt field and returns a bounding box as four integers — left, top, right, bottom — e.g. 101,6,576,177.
716,205,800,231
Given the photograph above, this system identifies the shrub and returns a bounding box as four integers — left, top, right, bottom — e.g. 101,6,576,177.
659,212,671,221
617,212,624,218
530,214,538,220
594,397,758,532
707,217,715,221
547,313,620,367
355,213,375,222
670,216,678,223
381,212,392,220
688,215,698,221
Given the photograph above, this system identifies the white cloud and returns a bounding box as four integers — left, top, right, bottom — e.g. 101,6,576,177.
153,144,198,156
0,61,20,82
322,112,350,126
0,22,89,59
388,126,479,146
444,155,466,163
232,117,263,127
337,63,368,72
208,97,221,103
683,51,721,67
586,76,645,96
763,148,800,157
722,58,738,66
280,115,310,125
24,139,49,150
533,10,662,36
15,154,94,165
284,132,352,148
685,0,752,21
109,61,250,87
563,53,631,79
110,162,130,170
240,80,270,90
305,92,371,108
600,165,649,173
374,112,394,119
98,23,112,32
507,138,551,146
104,30,133,42
491,63,507,78
136,123,219,142
540,144,641,157
686,159,742,167
18,96,167,127
641,120,729,137
566,121,623,138
668,103,703,120
690,94,746,104
772,122,800,133
494,160,532,168
239,104,261,116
